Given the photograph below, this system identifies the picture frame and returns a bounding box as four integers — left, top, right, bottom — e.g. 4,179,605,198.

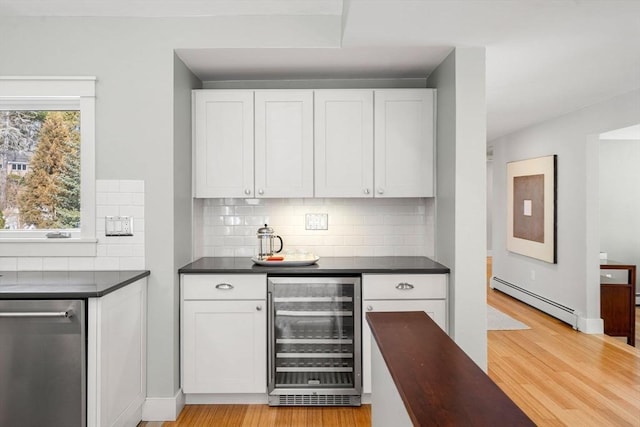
506,155,557,263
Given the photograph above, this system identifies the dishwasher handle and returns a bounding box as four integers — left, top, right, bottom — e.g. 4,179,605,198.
0,310,73,319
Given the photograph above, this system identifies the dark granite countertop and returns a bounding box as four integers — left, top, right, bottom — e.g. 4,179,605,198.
0,270,150,299
179,256,449,275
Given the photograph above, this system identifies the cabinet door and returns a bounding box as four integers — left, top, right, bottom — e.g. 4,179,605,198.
182,300,266,394
314,90,374,197
193,90,254,198
362,299,446,393
374,89,435,197
254,90,314,198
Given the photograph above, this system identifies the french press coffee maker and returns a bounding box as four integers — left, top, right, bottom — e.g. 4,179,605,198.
257,224,283,260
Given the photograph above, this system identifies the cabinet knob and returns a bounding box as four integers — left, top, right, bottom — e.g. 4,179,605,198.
215,283,234,290
366,305,373,311
396,282,414,290
377,188,384,195
244,188,251,195
364,188,370,195
256,305,262,311
258,189,264,195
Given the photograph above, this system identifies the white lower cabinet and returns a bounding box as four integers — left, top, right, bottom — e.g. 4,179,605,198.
179,272,447,400
181,274,266,395
88,277,148,427
361,274,448,394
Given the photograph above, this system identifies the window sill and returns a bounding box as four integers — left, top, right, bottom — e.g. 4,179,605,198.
0,238,98,257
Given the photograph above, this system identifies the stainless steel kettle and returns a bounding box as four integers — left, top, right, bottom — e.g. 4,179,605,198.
257,224,283,259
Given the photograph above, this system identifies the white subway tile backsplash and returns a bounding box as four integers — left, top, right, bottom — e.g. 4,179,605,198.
17,257,44,270
106,192,133,206
0,258,18,270
43,257,70,271
132,193,145,206
94,256,120,270
119,205,144,218
196,198,435,258
68,257,96,270
119,257,145,270
106,245,135,257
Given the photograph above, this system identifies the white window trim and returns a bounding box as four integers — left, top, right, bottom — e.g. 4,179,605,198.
0,76,97,257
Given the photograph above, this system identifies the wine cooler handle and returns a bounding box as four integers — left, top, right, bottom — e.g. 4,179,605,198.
267,291,274,389
396,282,414,290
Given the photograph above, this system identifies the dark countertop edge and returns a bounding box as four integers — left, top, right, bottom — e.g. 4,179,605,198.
0,270,150,299
366,311,534,426
178,256,450,275
178,267,450,275
92,270,150,298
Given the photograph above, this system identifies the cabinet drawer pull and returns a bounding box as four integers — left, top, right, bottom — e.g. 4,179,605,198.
396,282,414,290
215,283,234,290
366,305,373,311
256,305,262,311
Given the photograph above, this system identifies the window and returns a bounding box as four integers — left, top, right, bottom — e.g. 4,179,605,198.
0,77,96,256
2,110,80,230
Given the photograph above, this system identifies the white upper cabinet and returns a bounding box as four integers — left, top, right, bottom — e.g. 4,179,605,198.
192,88,435,199
374,89,435,197
254,90,314,198
193,90,254,198
314,90,374,198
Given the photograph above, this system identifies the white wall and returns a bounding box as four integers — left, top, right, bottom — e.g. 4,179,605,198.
491,89,640,330
0,14,341,407
193,197,435,258
487,159,493,253
171,55,201,397
599,138,640,288
427,48,488,370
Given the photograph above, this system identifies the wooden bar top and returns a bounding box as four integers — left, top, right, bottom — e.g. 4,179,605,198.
366,311,534,426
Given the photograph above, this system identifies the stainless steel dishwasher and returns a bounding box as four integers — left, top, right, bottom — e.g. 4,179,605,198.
0,299,86,427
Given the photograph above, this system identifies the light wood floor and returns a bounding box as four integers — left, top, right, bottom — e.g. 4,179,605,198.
141,259,639,427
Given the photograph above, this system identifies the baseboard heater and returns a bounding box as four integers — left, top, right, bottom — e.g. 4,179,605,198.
491,277,579,330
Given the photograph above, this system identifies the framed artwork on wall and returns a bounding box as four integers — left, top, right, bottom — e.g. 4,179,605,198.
506,155,557,263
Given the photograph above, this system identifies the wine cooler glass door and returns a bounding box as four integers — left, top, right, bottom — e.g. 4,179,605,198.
267,277,361,406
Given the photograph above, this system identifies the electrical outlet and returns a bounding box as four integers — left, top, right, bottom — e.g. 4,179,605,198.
305,213,328,230
105,216,134,236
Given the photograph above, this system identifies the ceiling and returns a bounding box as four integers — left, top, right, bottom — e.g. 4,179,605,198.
1,0,639,141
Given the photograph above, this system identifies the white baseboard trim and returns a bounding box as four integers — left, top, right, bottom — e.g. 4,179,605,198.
185,393,268,404
491,277,608,334
491,277,579,329
142,389,185,422
577,316,604,334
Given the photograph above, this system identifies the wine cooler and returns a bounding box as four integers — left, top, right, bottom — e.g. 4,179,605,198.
267,276,362,406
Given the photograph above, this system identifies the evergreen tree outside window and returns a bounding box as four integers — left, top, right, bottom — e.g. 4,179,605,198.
1,110,80,230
